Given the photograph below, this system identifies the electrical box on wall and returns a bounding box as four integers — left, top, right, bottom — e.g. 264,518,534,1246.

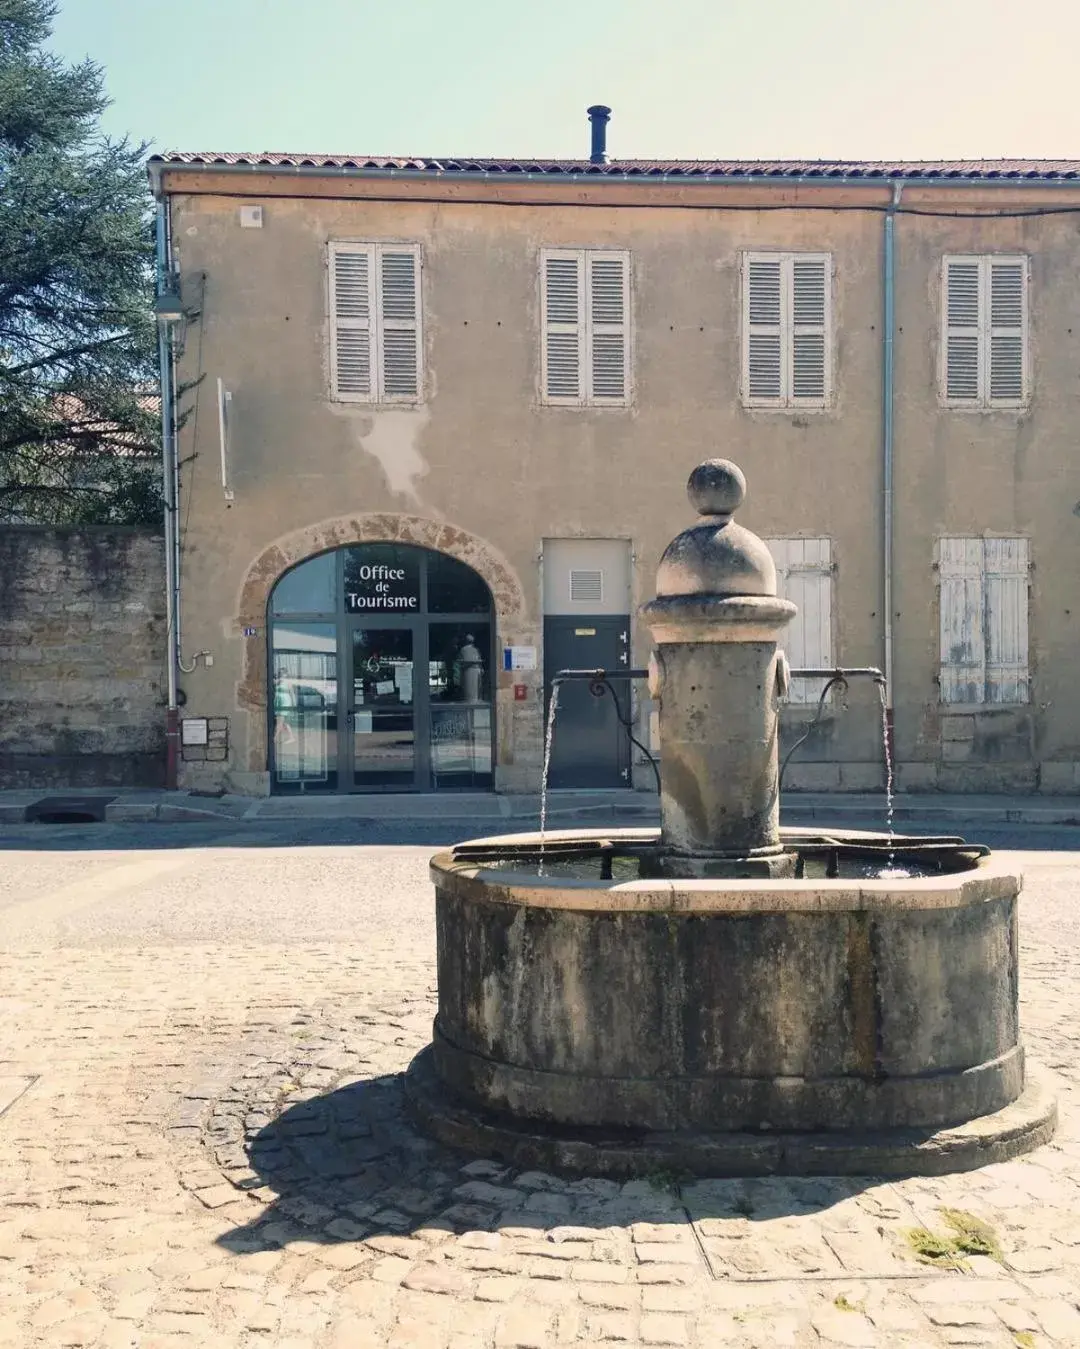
239,205,263,229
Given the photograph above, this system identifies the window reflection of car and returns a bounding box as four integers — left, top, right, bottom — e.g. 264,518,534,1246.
274,678,337,714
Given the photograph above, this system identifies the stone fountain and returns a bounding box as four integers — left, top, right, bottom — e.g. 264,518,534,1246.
406,459,1057,1176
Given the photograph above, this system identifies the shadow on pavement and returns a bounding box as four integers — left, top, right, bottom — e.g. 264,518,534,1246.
215,1071,890,1258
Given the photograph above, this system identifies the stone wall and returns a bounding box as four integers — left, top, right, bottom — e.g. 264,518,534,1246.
0,529,167,788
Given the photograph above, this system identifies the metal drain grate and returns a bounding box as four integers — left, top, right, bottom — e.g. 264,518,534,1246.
25,795,115,824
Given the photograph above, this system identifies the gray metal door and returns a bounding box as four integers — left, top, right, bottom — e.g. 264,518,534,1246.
543,616,630,788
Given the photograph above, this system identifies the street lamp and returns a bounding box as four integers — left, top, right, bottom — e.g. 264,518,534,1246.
154,285,185,326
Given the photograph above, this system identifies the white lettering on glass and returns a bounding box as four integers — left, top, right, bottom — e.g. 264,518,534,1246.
354,565,406,581
346,593,418,610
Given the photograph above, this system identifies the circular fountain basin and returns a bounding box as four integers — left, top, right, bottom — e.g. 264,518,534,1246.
407,826,1056,1176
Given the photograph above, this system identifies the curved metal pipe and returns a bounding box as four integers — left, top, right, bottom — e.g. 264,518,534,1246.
778,667,887,793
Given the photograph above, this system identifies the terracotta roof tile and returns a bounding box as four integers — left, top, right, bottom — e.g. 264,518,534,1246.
149,152,1080,180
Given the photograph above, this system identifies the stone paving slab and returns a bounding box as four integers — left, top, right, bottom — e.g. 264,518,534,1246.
0,841,1078,1346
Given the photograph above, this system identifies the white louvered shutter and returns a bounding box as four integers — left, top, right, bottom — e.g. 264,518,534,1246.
745,257,783,404
944,260,980,403
939,538,987,703
943,256,1028,408
587,252,630,403
791,258,829,403
542,251,584,404
378,247,421,400
985,537,1029,703
330,244,374,400
988,259,1026,406
768,538,833,703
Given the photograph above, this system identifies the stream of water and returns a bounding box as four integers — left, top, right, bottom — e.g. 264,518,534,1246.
537,683,560,876
876,682,911,879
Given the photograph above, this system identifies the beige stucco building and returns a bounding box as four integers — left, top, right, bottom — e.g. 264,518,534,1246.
148,139,1080,797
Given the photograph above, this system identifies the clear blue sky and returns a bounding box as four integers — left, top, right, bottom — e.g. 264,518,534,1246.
48,0,1080,161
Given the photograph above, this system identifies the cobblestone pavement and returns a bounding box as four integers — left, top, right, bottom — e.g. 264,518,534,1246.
1,825,1079,1347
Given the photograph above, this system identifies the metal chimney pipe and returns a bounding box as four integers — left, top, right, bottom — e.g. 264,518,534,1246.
587,105,611,164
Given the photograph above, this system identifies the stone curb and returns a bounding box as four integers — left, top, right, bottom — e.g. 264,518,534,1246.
104,800,251,823
3,791,1080,827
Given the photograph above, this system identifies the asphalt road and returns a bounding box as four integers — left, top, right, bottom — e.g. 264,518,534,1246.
1,812,1078,853
1,811,1078,948
2,810,1080,1346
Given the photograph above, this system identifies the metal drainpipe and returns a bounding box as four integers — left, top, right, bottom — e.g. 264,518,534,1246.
882,182,902,765
155,201,180,788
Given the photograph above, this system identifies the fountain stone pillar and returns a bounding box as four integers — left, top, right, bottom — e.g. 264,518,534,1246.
642,458,798,878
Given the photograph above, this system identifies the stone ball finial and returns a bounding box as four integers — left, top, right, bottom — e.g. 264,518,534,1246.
654,458,777,599
687,459,746,520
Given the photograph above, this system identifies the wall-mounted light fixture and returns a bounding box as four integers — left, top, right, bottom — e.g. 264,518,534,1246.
154,279,186,326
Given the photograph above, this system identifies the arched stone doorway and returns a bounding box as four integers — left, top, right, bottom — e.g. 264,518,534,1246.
233,512,528,787
267,543,499,792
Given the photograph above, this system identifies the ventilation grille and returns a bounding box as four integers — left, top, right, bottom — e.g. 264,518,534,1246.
569,569,604,604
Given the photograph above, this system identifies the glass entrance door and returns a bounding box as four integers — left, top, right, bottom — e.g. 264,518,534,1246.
349,626,417,789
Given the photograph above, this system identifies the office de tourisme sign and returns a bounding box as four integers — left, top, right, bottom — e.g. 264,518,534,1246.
345,563,419,611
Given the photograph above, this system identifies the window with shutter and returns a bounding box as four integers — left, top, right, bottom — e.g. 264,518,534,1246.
938,537,1029,704
542,252,583,404
588,253,629,402
985,537,1029,703
329,245,374,400
766,538,833,704
329,241,422,403
941,256,1028,409
791,259,828,402
746,259,782,403
540,248,631,407
989,260,1025,405
743,254,831,409
379,249,420,400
